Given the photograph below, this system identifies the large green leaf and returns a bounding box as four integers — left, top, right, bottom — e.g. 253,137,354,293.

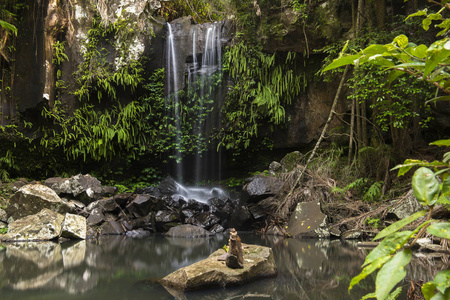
373,210,427,241
364,231,413,267
433,270,450,294
424,49,450,77
430,139,450,147
376,249,412,300
412,167,440,206
349,255,391,292
427,222,450,239
323,54,362,71
422,282,437,300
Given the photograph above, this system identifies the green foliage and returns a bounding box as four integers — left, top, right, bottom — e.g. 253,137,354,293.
160,0,226,23
0,227,7,235
218,43,303,150
323,34,450,95
363,181,383,202
348,64,434,133
364,217,381,229
350,140,450,300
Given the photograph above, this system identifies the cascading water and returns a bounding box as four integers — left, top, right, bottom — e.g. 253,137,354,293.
164,21,227,203
192,23,222,183
165,23,183,180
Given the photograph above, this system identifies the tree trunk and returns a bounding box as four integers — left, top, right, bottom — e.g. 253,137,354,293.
361,98,368,147
374,0,386,31
356,0,364,38
348,95,356,165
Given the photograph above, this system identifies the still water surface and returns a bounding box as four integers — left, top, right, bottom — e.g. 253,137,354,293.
0,234,380,300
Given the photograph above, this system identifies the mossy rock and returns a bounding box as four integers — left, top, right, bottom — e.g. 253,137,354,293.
280,151,304,172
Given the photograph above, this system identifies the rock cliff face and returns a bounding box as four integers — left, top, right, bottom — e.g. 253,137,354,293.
9,0,352,149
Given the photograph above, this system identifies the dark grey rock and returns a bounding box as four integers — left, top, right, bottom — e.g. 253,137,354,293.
241,176,283,203
99,220,125,235
86,208,105,226
126,194,154,218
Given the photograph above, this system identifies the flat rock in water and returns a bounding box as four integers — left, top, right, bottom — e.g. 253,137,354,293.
2,208,65,241
159,244,277,291
165,224,213,238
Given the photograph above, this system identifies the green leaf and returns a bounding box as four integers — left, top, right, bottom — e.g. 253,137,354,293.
412,167,440,206
433,270,450,294
393,35,409,49
412,44,429,58
430,139,450,147
376,249,412,300
364,231,413,267
323,54,362,72
386,287,403,300
349,255,391,292
424,50,450,77
427,222,450,240
373,210,427,241
361,292,377,299
387,70,405,83
405,9,428,20
422,282,437,300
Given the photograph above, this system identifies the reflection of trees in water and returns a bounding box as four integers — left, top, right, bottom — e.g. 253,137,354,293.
262,237,372,300
0,234,446,300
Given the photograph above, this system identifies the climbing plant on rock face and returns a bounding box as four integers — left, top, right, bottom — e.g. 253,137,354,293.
39,15,148,163
217,42,304,151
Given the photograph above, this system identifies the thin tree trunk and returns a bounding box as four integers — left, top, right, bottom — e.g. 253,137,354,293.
277,66,349,218
356,95,362,150
348,93,356,165
361,98,368,147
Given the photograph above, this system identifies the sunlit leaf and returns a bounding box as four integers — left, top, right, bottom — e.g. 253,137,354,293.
430,139,450,147
427,222,450,240
376,249,411,300
422,282,437,300
349,255,391,292
364,231,413,267
393,35,409,49
433,270,450,294
373,210,427,241
323,54,362,72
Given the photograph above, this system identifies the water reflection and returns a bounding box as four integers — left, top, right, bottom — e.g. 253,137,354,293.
0,234,443,300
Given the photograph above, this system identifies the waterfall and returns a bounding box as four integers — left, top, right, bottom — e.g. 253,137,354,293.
194,23,222,183
166,23,183,181
165,21,223,184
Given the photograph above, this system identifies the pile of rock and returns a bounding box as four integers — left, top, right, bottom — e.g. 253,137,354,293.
1,174,239,241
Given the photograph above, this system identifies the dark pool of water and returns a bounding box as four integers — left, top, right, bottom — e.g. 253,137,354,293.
0,233,412,300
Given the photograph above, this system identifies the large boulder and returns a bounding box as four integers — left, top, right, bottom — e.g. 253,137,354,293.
44,174,103,205
165,224,213,238
61,213,86,239
2,208,65,241
241,176,284,203
160,244,277,291
5,184,72,221
287,201,330,238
